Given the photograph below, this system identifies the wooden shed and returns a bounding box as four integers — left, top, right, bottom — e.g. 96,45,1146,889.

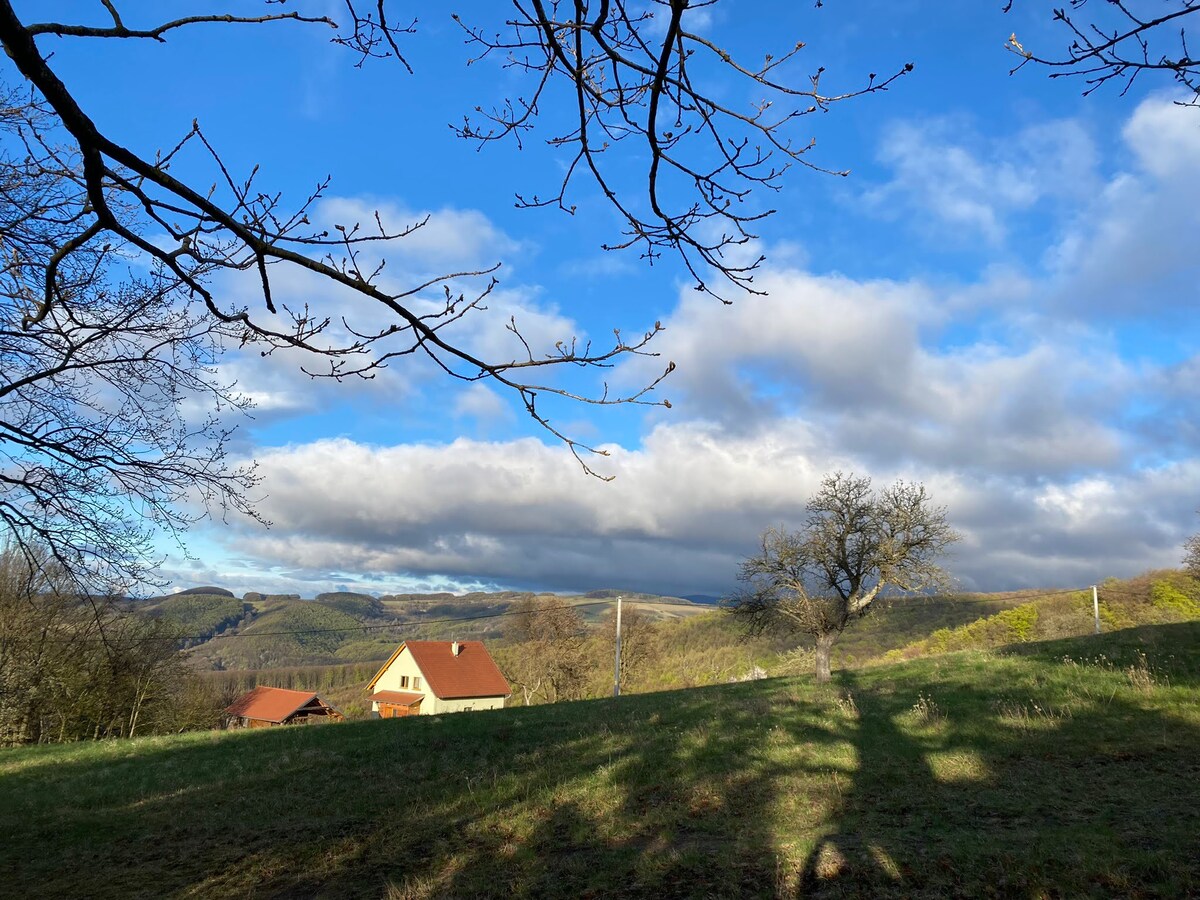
224,686,344,728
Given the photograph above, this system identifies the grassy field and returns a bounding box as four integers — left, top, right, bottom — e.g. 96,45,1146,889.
3,622,1198,898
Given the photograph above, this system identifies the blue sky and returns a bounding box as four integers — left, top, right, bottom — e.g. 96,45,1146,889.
11,1,1200,598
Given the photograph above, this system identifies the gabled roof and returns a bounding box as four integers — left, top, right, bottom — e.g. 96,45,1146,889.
367,640,511,700
224,686,337,723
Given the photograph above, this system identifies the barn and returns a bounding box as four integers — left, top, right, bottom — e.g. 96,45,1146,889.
224,686,345,728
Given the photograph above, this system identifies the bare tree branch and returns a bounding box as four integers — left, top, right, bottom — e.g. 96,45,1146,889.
453,0,912,301
1006,1,1200,105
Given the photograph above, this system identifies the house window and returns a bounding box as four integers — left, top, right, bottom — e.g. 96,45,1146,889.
399,676,409,688
413,677,421,690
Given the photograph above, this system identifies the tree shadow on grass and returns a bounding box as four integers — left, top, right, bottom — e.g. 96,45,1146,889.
3,641,1198,899
429,680,856,898
793,662,1200,898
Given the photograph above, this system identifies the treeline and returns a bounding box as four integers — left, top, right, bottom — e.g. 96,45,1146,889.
0,549,224,746
203,661,382,696
490,597,786,707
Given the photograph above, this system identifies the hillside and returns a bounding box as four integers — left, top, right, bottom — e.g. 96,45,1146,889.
885,569,1200,661
4,622,1198,898
139,592,249,646
159,588,708,670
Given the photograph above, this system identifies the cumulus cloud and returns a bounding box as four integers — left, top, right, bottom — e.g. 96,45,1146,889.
191,195,587,434
190,101,1200,599
863,116,1098,243
621,266,1133,478
453,384,516,424
214,419,1200,596
316,197,522,269
1044,95,1200,317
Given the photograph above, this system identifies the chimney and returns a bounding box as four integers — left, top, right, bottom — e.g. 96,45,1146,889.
452,640,461,657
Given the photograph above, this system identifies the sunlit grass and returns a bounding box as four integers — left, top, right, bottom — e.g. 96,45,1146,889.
3,622,1198,898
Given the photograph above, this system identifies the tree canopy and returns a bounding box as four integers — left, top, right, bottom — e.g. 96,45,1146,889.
728,472,960,682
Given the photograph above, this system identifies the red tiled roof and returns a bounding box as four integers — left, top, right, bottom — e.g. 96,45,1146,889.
370,690,425,706
400,640,510,699
224,686,333,723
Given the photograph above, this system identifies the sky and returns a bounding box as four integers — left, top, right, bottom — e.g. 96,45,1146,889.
10,1,1200,599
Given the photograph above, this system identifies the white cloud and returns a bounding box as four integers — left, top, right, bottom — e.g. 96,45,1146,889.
863,116,1097,243
453,384,516,423
187,102,1200,600
316,197,522,268
621,266,1132,477
213,418,1200,596
1044,95,1200,316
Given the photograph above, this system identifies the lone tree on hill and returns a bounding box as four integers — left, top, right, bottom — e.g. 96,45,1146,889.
728,472,960,683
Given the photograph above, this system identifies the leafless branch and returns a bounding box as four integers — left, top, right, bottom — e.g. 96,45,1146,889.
1006,1,1200,104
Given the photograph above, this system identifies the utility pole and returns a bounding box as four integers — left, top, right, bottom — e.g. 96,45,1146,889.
1092,584,1101,635
613,594,623,697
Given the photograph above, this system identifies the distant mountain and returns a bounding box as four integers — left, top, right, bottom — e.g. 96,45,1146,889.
682,594,724,606
172,585,235,598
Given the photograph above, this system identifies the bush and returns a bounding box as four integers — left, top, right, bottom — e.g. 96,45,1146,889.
1151,579,1200,619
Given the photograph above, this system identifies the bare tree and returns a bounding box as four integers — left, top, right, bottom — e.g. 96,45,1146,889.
0,2,904,587
599,603,659,692
0,544,197,745
503,597,590,703
728,472,960,683
1184,520,1200,578
1005,1,1200,104
1,90,259,592
455,1,911,300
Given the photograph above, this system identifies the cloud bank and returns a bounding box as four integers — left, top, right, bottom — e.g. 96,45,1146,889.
192,96,1200,598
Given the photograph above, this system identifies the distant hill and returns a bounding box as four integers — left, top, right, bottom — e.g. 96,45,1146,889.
140,592,248,646
164,588,706,670
172,585,235,598
150,571,1200,674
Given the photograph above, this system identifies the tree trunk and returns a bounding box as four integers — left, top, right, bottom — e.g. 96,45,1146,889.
814,632,837,684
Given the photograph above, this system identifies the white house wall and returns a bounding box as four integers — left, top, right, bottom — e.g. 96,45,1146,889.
425,695,506,715
371,649,426,713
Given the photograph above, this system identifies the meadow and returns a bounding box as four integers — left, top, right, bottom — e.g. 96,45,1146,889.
3,622,1197,898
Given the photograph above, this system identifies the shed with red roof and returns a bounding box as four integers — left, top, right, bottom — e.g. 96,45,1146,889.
367,640,510,717
224,685,344,728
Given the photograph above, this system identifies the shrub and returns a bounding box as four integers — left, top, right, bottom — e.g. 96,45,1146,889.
1150,579,1200,619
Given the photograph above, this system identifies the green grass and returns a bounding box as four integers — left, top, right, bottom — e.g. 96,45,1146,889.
4,622,1198,898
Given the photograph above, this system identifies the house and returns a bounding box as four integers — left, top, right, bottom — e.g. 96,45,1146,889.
224,685,344,728
367,640,511,717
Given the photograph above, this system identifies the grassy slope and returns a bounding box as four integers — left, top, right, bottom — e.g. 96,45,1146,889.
3,622,1198,898
887,570,1200,662
829,593,1026,667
